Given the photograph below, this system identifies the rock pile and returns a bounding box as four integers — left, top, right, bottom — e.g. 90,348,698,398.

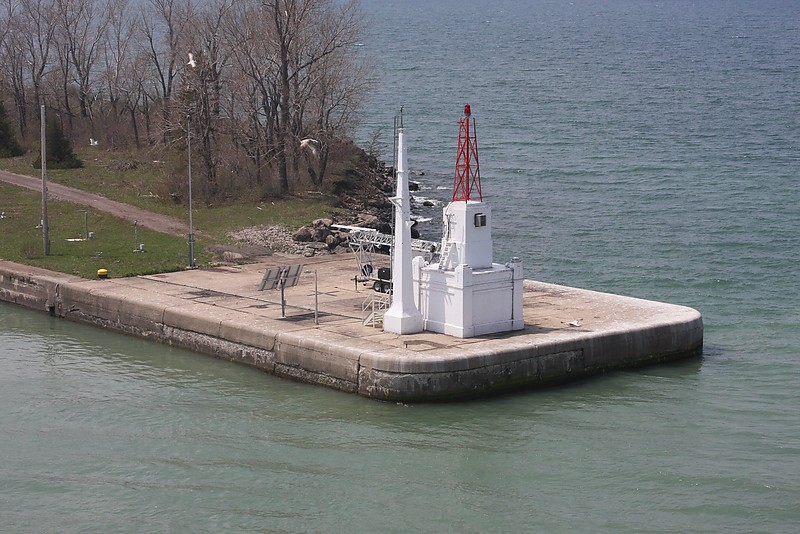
226,213,390,259
291,214,390,257
227,225,302,254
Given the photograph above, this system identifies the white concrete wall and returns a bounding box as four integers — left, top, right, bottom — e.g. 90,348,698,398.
416,262,522,338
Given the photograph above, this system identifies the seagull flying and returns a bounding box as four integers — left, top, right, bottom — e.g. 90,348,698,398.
188,53,197,68
299,137,320,158
89,138,98,146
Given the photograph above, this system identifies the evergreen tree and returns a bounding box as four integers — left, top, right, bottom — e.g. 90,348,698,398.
33,115,83,169
0,101,23,158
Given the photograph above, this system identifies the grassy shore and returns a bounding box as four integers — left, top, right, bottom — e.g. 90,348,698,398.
0,148,340,278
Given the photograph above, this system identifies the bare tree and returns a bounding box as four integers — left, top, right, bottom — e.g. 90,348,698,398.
127,49,157,146
140,0,192,141
0,0,31,135
224,0,369,196
17,0,58,132
223,0,281,189
295,0,369,186
182,0,234,203
52,33,74,127
100,0,139,146
56,0,111,120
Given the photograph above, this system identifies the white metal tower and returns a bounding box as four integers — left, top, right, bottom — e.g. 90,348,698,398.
383,127,423,334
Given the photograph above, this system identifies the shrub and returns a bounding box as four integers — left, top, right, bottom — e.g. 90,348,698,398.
0,101,23,158
32,115,83,169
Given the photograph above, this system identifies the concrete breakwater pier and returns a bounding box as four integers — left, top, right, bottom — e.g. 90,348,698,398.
0,256,702,401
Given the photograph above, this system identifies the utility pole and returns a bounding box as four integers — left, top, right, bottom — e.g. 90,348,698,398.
187,54,197,269
40,105,50,256
187,113,196,269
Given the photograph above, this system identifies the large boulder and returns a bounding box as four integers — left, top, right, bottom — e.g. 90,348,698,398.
222,251,246,263
325,234,341,250
292,226,313,242
303,242,329,257
312,218,333,228
355,213,381,230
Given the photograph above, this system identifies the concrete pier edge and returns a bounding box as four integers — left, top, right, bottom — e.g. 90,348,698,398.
0,260,703,402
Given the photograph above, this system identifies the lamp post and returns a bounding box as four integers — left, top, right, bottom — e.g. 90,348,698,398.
40,105,50,256
187,113,196,269
186,53,197,269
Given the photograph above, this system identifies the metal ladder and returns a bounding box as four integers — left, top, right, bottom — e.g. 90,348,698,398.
362,292,390,328
438,241,453,271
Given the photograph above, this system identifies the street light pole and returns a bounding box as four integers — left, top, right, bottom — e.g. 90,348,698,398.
186,53,198,270
187,114,196,269
40,105,50,256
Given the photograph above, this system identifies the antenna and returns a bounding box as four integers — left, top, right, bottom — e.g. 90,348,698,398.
392,105,404,172
451,104,482,202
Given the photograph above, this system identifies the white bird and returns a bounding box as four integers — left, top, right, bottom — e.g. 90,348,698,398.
299,137,320,158
187,53,197,68
89,138,98,146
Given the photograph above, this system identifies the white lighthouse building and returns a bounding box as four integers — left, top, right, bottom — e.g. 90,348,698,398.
412,105,524,338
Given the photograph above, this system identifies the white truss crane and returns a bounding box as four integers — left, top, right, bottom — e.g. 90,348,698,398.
331,225,440,292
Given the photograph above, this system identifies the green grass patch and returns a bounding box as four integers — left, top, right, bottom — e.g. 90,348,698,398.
0,183,203,278
0,147,337,224
0,150,344,277
2,148,343,239
2,148,187,218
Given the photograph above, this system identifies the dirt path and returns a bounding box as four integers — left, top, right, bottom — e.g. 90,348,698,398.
0,168,189,237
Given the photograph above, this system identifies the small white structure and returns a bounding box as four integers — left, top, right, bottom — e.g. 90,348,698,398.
413,105,524,338
383,127,424,334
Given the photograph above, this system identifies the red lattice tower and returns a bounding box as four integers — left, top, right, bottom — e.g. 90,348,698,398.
451,104,482,202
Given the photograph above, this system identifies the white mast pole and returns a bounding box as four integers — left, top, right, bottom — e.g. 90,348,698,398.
383,127,423,334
